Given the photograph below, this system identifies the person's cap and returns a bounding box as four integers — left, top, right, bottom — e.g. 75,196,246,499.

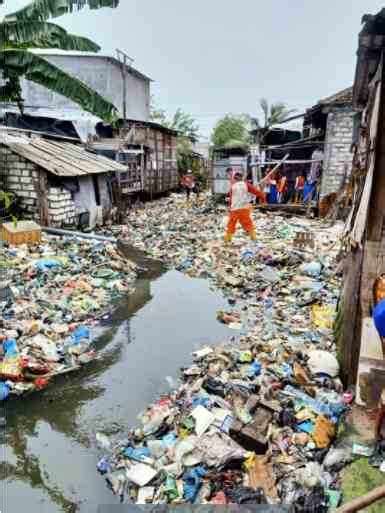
187,170,193,174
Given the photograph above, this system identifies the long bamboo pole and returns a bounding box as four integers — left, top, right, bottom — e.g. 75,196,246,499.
256,153,290,186
335,484,385,513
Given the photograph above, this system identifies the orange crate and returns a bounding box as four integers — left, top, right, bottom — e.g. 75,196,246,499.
1,220,42,246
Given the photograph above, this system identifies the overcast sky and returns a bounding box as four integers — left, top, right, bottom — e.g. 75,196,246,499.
2,0,384,138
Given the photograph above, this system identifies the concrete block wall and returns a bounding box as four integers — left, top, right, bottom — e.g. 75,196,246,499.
321,106,354,197
47,187,77,226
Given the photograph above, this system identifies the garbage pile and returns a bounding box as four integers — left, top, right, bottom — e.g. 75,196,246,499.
97,194,350,508
0,236,136,399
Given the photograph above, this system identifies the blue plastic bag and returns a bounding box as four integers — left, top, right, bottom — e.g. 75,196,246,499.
34,258,61,272
123,446,151,462
284,385,345,420
297,420,314,434
3,339,18,358
71,326,90,345
183,466,207,502
0,382,10,401
374,300,385,337
247,360,262,377
161,432,177,448
191,395,212,408
97,456,111,474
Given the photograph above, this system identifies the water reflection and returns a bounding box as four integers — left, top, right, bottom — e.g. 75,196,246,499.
1,248,231,513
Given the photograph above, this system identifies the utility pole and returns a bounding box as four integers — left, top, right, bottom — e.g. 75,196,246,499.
115,49,134,125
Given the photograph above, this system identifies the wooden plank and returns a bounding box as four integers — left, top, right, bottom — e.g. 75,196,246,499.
37,169,49,226
338,247,364,386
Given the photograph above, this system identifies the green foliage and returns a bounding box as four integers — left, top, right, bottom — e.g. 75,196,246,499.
0,190,13,210
0,0,119,123
150,99,200,141
150,95,168,125
167,108,199,141
252,98,297,143
211,114,251,148
5,0,120,22
341,458,385,513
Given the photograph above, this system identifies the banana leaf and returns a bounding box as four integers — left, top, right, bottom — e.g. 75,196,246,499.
1,21,100,51
1,49,118,123
5,0,120,21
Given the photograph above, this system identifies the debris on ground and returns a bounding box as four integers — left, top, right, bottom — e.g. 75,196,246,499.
0,235,136,398
96,194,352,508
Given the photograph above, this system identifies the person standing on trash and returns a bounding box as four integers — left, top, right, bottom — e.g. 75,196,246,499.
294,173,305,203
181,170,199,201
224,171,265,243
277,171,288,204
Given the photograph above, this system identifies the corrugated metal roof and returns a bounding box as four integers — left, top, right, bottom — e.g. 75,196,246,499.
0,133,126,177
319,87,353,106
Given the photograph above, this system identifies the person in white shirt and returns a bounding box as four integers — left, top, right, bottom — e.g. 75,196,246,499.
224,171,264,243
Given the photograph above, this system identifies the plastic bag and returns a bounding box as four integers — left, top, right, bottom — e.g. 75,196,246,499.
227,486,267,504
123,446,151,463
323,446,352,470
34,258,62,272
294,486,328,513
183,465,207,502
203,377,227,398
0,382,10,401
164,475,179,501
71,326,91,345
3,339,18,358
311,304,335,329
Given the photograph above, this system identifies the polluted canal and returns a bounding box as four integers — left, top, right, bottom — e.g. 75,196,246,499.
1,250,232,513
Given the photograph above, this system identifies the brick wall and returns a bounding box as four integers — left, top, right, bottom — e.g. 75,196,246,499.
1,144,77,226
321,106,354,197
0,144,40,217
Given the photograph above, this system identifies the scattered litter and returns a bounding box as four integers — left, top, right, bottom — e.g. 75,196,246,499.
93,194,348,506
352,443,374,457
0,235,136,398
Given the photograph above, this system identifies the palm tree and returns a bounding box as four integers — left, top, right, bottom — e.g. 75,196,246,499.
0,0,119,123
252,98,297,144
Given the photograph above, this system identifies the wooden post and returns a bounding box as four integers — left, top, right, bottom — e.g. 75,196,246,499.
37,169,49,227
154,129,159,196
360,65,385,319
162,131,166,191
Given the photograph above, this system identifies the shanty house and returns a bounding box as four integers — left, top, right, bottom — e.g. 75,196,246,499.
337,9,385,401
0,131,126,228
303,87,355,198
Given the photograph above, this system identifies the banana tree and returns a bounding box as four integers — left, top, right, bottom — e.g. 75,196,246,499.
252,98,297,145
0,0,120,123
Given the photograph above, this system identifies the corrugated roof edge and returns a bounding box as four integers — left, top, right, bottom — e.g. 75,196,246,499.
0,132,127,177
31,49,153,82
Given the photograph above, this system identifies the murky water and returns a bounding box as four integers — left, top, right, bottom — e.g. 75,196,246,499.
1,260,232,512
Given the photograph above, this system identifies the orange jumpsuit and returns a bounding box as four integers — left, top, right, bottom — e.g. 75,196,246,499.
225,181,265,242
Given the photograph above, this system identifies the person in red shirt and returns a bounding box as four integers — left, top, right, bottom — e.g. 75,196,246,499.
181,170,199,200
224,171,265,243
294,174,305,203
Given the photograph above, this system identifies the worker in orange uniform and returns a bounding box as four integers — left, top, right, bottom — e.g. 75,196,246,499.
224,171,265,243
